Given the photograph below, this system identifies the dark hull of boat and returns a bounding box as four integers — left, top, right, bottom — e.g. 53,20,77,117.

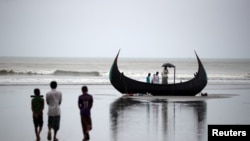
109,51,207,96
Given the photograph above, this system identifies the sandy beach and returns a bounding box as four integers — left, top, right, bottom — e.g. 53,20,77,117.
0,84,249,141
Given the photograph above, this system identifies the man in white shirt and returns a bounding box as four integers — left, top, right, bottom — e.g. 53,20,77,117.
46,81,62,141
161,67,169,84
152,72,160,84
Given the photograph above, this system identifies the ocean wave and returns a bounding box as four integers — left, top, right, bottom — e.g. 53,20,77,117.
54,70,100,76
0,69,40,75
0,69,101,76
0,69,15,75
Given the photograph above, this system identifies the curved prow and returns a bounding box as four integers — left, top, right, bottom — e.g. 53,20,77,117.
115,49,120,62
194,51,208,90
109,50,119,81
109,50,125,93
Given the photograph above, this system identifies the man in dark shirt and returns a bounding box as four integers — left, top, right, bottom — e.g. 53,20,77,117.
31,88,44,141
78,86,93,141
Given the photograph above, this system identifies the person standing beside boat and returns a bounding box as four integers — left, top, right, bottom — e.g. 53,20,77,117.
152,72,160,84
161,67,169,84
146,73,151,83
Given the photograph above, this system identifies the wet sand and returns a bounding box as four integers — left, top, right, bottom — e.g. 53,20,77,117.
0,84,249,141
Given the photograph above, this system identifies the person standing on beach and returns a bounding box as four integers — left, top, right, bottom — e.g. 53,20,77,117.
46,81,62,141
31,88,44,141
78,86,93,141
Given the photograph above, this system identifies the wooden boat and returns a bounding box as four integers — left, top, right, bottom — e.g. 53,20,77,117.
109,51,207,96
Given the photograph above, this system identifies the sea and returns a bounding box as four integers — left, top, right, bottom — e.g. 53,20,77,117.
0,56,250,141
0,56,250,85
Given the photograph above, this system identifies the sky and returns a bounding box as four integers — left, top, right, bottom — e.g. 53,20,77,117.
0,0,249,58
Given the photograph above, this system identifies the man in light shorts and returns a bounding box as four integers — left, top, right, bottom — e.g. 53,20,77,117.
46,81,62,141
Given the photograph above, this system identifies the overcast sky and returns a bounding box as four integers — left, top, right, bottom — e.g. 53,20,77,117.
0,0,249,58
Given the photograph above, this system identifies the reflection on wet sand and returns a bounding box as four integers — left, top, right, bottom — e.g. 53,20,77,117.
110,96,207,141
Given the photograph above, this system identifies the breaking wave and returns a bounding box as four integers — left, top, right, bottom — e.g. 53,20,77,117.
0,69,39,75
54,70,100,76
0,69,101,76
